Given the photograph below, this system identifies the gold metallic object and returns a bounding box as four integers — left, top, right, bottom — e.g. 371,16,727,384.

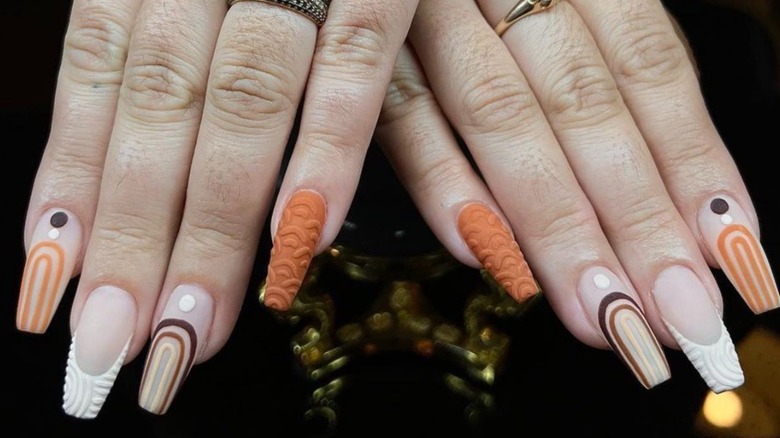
494,0,559,37
227,0,329,26
259,244,540,430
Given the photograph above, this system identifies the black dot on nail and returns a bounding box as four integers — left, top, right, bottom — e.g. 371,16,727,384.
50,212,69,228
710,198,730,215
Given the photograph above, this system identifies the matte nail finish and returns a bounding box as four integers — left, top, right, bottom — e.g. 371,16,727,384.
139,285,214,415
699,195,779,314
63,286,136,419
578,267,670,388
17,209,81,333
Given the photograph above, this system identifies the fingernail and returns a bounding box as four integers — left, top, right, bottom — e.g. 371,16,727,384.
264,190,326,310
652,266,744,393
578,267,670,389
457,203,538,302
139,285,214,415
17,209,81,333
698,195,779,313
63,286,136,419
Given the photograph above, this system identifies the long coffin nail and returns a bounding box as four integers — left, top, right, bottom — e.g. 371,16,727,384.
63,286,136,419
264,190,326,310
578,267,670,389
139,285,214,415
653,266,744,393
17,209,81,333
457,203,538,302
699,195,779,314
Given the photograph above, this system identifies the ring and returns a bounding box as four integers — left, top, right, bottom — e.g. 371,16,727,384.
494,0,559,37
227,0,331,27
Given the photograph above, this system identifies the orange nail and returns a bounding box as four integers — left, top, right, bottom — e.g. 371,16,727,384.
457,203,537,302
264,191,326,310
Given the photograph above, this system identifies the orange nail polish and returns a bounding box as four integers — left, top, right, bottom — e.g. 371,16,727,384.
264,191,326,311
457,203,538,302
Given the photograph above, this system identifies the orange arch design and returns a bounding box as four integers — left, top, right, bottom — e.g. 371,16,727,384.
718,224,779,312
18,241,65,332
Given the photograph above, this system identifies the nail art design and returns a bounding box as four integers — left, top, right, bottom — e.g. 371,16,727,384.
17,210,81,333
578,268,670,388
665,319,743,394
699,195,779,313
264,191,326,310
62,286,136,419
457,203,537,302
139,286,213,415
653,266,744,393
139,320,196,414
63,336,131,419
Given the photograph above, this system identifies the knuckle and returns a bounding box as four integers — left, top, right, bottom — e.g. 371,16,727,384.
122,28,204,117
545,58,623,127
379,64,435,127
461,72,540,133
614,195,679,245
46,142,105,186
94,210,168,256
525,196,595,252
612,15,689,86
416,154,469,195
208,58,297,127
63,3,129,83
304,130,358,161
316,21,387,76
182,211,253,257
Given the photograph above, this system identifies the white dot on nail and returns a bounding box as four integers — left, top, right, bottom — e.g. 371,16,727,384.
721,214,733,225
593,274,611,290
47,228,60,240
178,294,196,313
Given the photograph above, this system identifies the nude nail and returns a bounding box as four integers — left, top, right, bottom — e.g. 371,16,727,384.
578,267,670,389
457,203,538,302
264,190,326,310
698,195,779,314
17,209,81,333
139,285,214,415
63,286,136,419
652,266,744,393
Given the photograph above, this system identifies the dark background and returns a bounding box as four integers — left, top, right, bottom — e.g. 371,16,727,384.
3,1,780,437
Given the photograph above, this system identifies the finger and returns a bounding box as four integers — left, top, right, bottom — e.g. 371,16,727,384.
62,0,226,419
408,0,670,389
137,3,316,415
17,0,141,334
264,0,419,310
478,0,743,392
570,0,778,314
377,44,536,288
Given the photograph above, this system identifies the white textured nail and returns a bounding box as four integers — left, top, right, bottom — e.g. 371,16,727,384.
138,285,214,415
578,267,670,389
17,209,81,333
698,195,779,314
653,266,744,393
63,286,136,419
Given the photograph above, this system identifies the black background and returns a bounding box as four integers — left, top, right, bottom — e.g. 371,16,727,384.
2,1,780,437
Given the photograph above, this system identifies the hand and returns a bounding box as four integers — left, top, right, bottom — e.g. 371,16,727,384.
17,0,418,418
375,0,777,392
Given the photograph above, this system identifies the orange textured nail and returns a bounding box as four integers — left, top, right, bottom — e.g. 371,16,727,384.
457,203,538,302
264,191,326,311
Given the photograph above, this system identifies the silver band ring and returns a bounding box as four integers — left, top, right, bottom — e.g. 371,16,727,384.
227,0,331,27
494,0,559,37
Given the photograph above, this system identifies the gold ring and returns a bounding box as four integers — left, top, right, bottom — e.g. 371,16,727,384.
227,0,330,27
494,0,559,37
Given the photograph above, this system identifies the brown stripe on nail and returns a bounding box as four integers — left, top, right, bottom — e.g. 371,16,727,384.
138,319,197,415
718,224,779,313
457,203,537,302
599,292,670,389
264,191,326,311
17,241,65,333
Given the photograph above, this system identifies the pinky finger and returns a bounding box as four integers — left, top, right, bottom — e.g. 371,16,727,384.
375,44,538,304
